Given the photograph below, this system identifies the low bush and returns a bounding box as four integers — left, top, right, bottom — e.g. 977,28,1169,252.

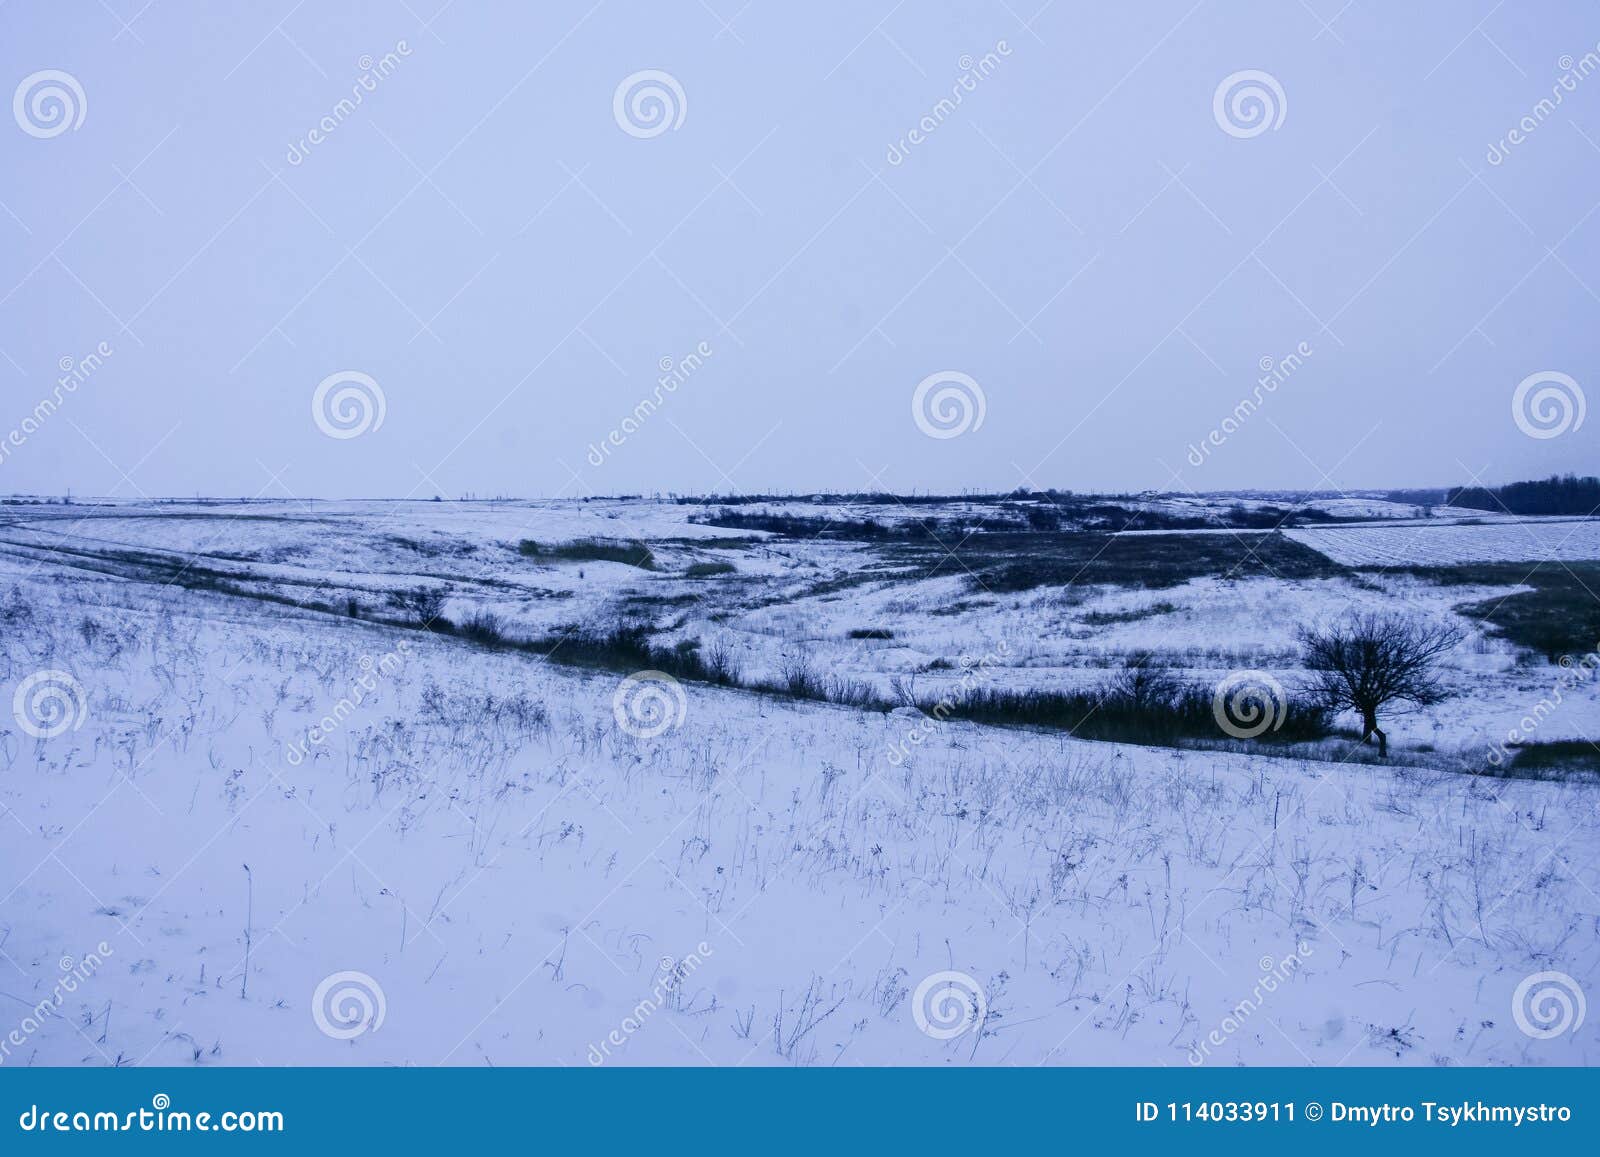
387,586,448,626
779,655,826,699
457,609,511,646
702,640,741,686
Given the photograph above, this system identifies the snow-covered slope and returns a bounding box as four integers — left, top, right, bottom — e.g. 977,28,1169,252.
1,518,1596,1067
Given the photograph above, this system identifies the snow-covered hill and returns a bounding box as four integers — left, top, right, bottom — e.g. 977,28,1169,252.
0,500,1596,1066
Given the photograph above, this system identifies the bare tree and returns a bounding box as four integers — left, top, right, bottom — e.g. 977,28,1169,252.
1297,612,1463,757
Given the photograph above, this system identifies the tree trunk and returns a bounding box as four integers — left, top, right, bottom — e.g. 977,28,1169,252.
1359,707,1388,757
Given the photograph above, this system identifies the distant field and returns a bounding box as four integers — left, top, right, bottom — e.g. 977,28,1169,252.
1285,518,1600,566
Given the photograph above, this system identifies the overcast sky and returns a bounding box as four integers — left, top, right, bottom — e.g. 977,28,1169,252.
2,1,1597,499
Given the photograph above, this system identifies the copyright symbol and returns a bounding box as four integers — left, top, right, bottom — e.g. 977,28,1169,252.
1304,1102,1323,1121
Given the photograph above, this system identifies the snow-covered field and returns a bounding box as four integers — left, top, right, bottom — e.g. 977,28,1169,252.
1286,519,1600,567
1,498,1597,1067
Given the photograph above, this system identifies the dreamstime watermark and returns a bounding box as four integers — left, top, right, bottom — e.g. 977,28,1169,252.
612,670,688,739
587,341,713,467
0,342,113,470
911,970,986,1040
1213,70,1286,138
886,41,1012,165
286,42,412,165
1487,48,1600,165
1186,341,1312,467
886,642,1009,766
17,1095,283,1134
911,370,986,439
1511,971,1586,1039
0,943,113,1065
613,70,686,138
312,370,387,439
11,670,88,739
1212,670,1287,739
283,644,410,766
13,69,86,138
1511,370,1585,439
311,970,386,1040
1485,643,1598,768
586,944,714,1064
1187,942,1313,1065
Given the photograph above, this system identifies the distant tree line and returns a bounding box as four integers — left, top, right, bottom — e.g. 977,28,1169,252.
1446,474,1600,516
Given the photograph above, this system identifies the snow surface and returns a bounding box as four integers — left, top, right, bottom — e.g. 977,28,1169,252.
0,499,1596,1067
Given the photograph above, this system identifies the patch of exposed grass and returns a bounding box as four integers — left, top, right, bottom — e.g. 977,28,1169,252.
539,624,742,687
894,530,1343,593
656,535,762,549
518,537,656,569
686,496,1354,534
684,560,736,578
1391,562,1600,662
540,625,1329,756
847,627,894,639
1505,739,1600,777
931,677,1330,748
691,509,950,539
1079,601,1178,626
